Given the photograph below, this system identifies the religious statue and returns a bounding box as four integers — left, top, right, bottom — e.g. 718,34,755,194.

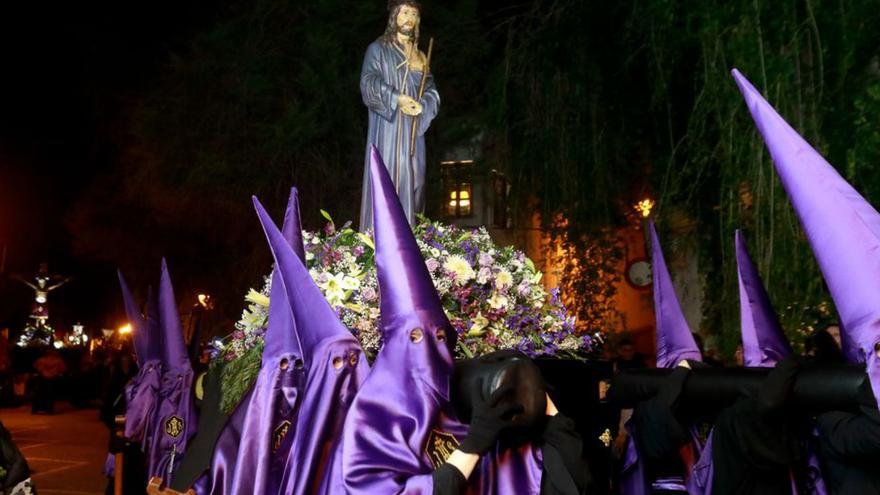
15,262,70,323
359,0,440,230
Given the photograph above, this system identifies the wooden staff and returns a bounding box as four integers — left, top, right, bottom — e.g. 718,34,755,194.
409,37,434,157
114,415,125,495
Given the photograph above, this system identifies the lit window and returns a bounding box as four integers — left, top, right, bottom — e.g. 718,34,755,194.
446,183,472,217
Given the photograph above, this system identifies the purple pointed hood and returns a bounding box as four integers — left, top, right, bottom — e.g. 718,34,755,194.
650,222,702,368
119,271,163,446
147,259,197,480
342,146,482,494
370,145,455,385
735,230,791,366
159,259,191,373
733,68,880,403
281,187,306,261
255,195,355,367
118,270,160,365
254,196,368,494
262,188,306,361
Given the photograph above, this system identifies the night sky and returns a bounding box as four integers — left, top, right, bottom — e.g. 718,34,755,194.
0,1,222,332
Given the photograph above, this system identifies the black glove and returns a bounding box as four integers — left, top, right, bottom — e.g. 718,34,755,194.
459,379,522,454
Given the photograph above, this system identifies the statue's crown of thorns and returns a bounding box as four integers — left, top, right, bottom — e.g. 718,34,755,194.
388,0,421,12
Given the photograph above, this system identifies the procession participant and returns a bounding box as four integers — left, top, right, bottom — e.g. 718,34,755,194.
146,260,198,481
689,230,827,495
118,273,162,450
31,348,66,414
253,192,370,494
359,0,439,229
618,222,703,495
733,67,880,494
342,145,588,494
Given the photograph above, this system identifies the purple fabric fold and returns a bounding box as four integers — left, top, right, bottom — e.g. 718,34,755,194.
342,146,542,494
735,230,791,367
733,67,880,407
147,259,198,481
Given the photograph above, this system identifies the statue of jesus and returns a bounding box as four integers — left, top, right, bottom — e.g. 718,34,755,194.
359,0,439,230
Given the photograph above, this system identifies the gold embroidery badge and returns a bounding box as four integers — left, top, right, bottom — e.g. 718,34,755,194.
165,416,184,438
599,428,612,448
273,420,292,453
425,429,460,469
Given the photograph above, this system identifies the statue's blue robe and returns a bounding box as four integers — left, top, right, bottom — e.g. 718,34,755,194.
359,38,439,230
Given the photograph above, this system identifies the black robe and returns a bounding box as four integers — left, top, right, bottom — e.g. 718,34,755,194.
816,381,880,494
0,421,31,494
710,356,803,495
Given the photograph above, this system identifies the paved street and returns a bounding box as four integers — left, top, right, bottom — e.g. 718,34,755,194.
1,404,108,495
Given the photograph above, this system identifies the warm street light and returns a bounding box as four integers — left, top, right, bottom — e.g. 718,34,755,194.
635,198,655,218
197,293,213,309
119,323,132,335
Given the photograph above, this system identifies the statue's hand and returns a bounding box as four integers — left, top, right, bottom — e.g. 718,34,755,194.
398,94,423,116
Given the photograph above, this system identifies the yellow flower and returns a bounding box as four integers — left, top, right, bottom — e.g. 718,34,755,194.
495,269,513,289
245,289,270,307
488,292,508,310
467,313,489,336
443,255,475,285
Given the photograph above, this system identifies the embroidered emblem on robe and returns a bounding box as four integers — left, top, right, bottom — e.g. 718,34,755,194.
273,420,291,453
425,429,460,469
165,415,184,438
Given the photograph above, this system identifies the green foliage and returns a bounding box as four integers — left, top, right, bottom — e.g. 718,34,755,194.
491,0,880,356
218,340,263,414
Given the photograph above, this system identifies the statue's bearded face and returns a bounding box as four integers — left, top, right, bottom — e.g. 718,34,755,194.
395,5,420,37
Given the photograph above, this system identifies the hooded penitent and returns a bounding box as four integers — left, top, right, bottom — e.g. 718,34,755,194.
342,145,543,494
621,223,703,495
736,230,792,367
119,272,163,449
147,260,198,481
202,188,308,495
254,192,369,495
732,68,880,408
688,230,794,495
650,222,702,368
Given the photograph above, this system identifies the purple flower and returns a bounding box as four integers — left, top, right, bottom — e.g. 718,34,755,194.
425,258,440,272
361,286,377,302
479,253,494,267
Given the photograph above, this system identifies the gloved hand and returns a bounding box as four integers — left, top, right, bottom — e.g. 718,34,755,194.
459,378,523,454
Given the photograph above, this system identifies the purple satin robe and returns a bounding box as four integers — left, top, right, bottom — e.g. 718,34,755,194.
118,272,163,449
343,146,543,494
147,260,198,480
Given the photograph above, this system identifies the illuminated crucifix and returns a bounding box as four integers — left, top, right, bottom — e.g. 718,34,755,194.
15,262,71,322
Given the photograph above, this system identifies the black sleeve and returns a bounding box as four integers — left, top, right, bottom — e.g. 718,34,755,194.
710,356,803,495
541,414,591,495
432,463,468,495
632,367,691,461
817,410,880,459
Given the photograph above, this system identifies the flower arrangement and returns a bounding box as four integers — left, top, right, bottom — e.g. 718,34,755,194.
214,214,600,411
